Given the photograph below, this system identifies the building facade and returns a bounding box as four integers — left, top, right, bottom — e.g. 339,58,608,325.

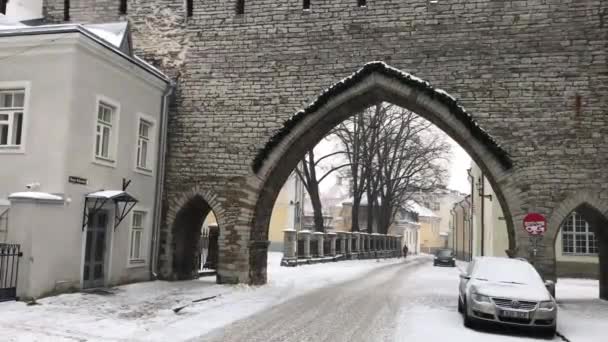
0,18,170,298
467,162,599,279
18,1,608,298
451,196,472,261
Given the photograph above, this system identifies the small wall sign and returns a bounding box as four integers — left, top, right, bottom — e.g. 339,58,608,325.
68,176,88,185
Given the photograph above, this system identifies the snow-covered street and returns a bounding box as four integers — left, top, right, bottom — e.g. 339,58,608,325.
0,253,606,341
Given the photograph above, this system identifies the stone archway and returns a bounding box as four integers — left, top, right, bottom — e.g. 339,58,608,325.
246,62,520,284
164,188,225,280
548,190,608,299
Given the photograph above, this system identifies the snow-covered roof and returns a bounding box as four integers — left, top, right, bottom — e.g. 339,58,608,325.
86,190,125,199
342,194,381,206
0,22,170,84
405,200,437,218
83,22,128,48
8,192,64,201
0,14,26,29
85,190,137,202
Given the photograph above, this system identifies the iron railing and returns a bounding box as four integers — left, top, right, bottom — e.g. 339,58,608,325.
0,243,21,302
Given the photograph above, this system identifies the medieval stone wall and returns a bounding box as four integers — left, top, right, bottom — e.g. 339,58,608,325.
43,0,608,284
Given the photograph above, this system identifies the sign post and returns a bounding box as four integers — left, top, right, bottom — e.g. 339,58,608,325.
523,213,547,260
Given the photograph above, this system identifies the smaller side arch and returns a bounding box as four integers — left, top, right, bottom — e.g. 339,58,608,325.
164,187,226,280
547,190,608,300
547,190,608,244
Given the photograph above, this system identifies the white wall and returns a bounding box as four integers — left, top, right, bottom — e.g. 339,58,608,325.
5,0,43,20
0,32,166,296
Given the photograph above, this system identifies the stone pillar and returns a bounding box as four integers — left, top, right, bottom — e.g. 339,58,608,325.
313,232,324,258
338,231,347,256
281,229,297,266
328,232,337,257
352,232,361,257
345,232,352,257
598,228,608,300
365,233,371,252
299,230,312,259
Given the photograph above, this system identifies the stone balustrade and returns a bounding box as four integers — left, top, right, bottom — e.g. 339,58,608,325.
281,230,403,266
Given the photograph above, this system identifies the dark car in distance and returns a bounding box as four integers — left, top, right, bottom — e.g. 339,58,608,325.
433,249,456,267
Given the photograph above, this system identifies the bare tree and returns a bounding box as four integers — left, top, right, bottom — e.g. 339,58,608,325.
334,103,449,235
373,107,449,234
295,148,349,232
333,110,373,232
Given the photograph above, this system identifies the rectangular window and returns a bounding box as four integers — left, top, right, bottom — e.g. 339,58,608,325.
358,0,367,7
0,0,7,15
64,0,70,21
136,119,153,170
129,211,145,262
119,0,127,15
0,89,25,148
303,0,310,10
236,0,244,15
186,0,193,17
95,102,115,161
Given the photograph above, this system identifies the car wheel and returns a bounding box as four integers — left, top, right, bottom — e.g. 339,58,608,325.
462,300,475,329
540,326,556,339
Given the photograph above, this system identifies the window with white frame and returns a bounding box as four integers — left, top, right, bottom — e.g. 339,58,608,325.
129,211,146,263
136,119,153,171
562,212,598,255
0,89,25,148
95,102,116,161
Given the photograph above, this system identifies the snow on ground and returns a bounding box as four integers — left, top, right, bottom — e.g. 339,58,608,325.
395,262,607,342
0,253,404,341
556,278,608,342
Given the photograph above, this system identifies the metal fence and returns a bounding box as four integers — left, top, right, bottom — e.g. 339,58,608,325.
0,243,21,302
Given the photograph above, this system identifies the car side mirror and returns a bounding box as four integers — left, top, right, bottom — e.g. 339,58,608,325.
460,273,470,280
544,280,555,288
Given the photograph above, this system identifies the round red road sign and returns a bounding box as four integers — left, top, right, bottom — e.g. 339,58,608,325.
523,213,547,236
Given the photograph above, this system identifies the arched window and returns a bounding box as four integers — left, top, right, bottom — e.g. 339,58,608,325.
561,212,598,255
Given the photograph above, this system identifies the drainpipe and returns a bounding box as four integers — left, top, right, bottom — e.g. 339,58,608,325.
467,168,475,259
150,80,176,279
450,209,456,252
477,172,493,257
458,201,467,261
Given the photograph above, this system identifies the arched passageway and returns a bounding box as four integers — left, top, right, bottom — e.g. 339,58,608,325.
552,202,608,300
247,62,518,285
171,195,218,280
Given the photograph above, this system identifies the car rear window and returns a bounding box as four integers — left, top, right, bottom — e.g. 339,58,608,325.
437,249,453,257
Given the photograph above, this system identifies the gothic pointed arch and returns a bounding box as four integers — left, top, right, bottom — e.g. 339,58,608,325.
246,62,520,284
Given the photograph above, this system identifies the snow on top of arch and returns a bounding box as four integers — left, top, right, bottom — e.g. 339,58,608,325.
252,61,512,173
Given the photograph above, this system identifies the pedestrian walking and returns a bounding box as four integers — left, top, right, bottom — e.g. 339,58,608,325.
402,244,409,259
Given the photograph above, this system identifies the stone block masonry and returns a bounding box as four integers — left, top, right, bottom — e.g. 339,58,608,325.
42,0,608,289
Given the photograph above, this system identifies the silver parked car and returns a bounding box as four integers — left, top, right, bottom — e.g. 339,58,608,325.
458,257,557,337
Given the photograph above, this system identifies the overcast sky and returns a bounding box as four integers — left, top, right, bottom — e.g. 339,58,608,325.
314,133,472,195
